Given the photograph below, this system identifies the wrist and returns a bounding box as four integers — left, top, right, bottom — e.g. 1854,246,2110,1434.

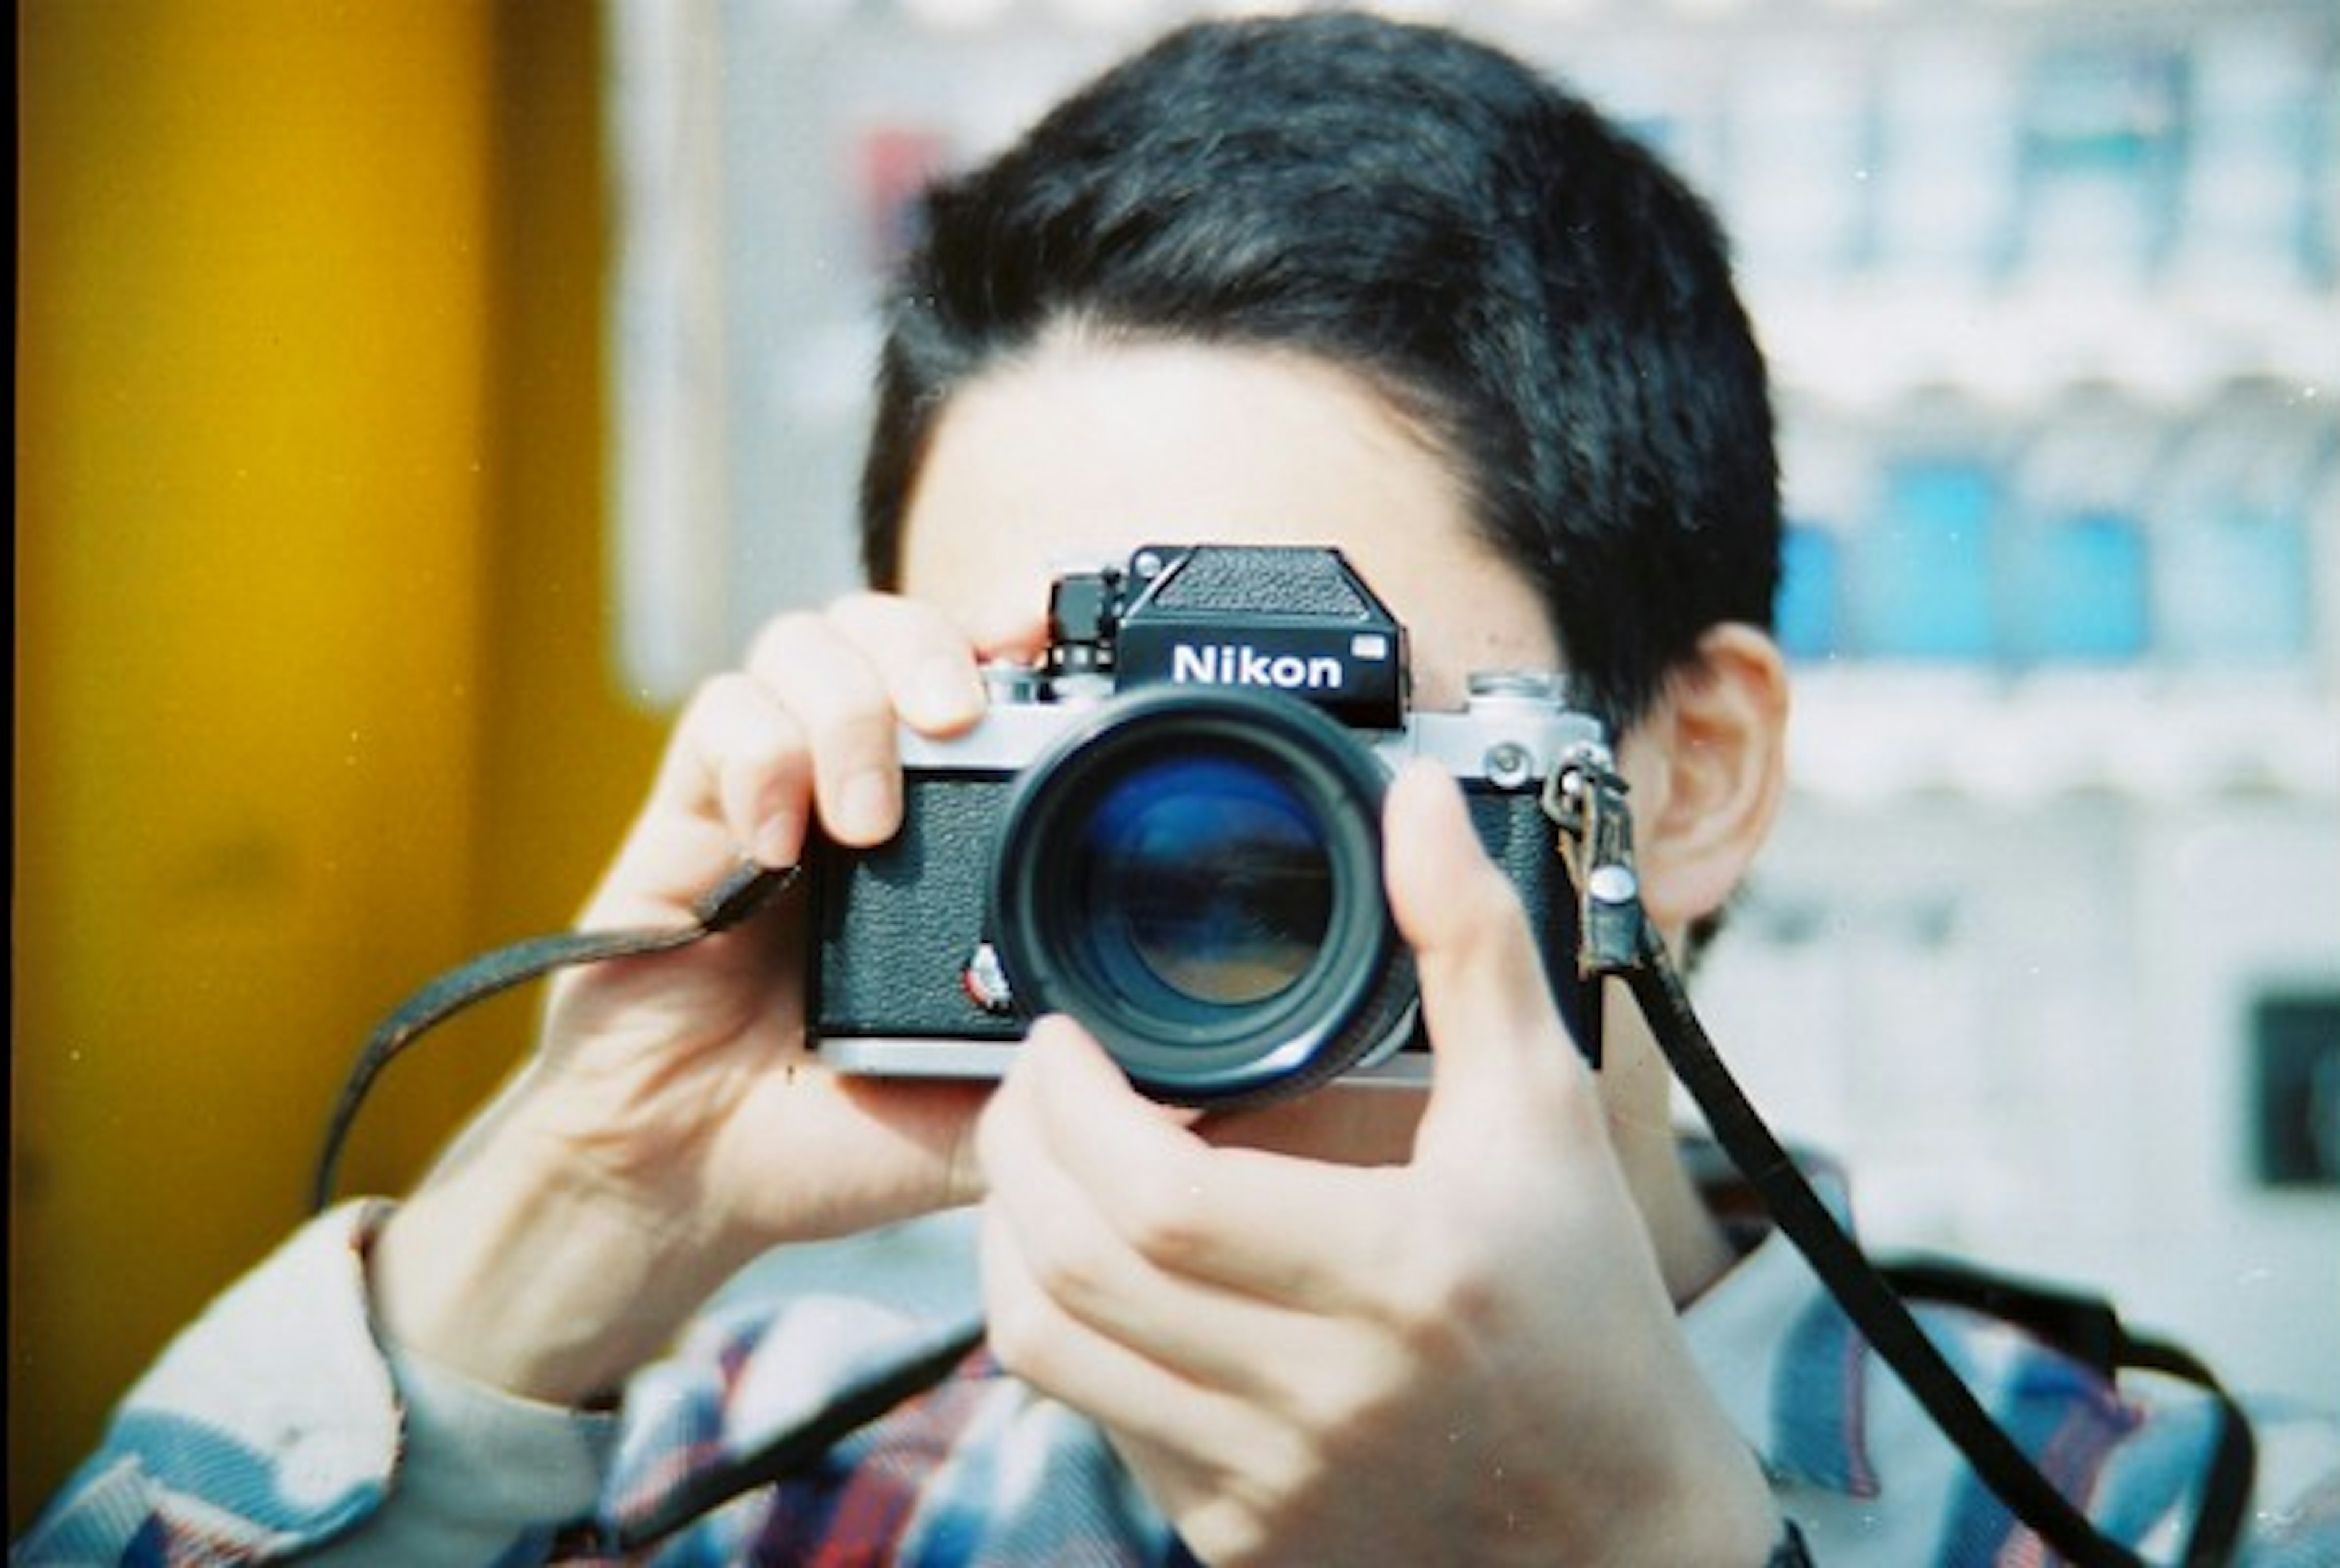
369,1124,740,1405
1593,1395,1781,1568
1637,1455,1782,1568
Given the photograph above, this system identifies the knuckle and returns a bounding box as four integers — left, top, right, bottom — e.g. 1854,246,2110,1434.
743,608,830,675
716,686,799,772
1381,1229,1495,1359
1113,1165,1210,1268
1276,1336,1392,1446
665,675,802,806
1189,1453,1314,1566
980,1265,1080,1390
1454,860,1533,949
981,1286,1048,1377
1413,858,1533,976
1022,1229,1114,1313
814,703,898,770
679,670,760,735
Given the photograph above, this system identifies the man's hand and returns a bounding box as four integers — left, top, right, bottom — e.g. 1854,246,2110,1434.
370,594,1002,1405
976,760,1776,1565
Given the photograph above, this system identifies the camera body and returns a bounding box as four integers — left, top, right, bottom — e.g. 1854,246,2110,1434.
807,544,1605,1107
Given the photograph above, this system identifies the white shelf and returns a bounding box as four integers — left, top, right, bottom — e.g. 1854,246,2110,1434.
1753,279,2339,416
1782,666,2340,805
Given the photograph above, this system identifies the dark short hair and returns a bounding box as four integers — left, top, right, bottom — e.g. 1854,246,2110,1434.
860,9,1779,728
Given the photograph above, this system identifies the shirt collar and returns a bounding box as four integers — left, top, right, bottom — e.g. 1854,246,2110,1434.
1681,1143,1883,1499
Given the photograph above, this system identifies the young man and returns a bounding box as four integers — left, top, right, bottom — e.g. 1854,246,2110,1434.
22,13,2335,1566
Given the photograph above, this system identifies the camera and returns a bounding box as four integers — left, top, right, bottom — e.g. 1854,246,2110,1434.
807,544,1606,1109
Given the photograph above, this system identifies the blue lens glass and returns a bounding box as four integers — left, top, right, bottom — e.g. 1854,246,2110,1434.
1072,756,1333,1009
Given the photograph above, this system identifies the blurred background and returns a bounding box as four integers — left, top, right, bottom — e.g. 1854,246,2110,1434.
15,0,2336,1530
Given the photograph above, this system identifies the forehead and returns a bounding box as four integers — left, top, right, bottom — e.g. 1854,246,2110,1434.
896,339,1556,707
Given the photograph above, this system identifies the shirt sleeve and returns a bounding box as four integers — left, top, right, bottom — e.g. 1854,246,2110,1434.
297,1334,618,1567
12,1202,617,1567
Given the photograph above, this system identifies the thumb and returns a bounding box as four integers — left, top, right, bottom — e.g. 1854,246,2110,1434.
1384,761,1592,1146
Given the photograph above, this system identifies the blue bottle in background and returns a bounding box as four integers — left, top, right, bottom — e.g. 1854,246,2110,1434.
1859,452,2001,662
2003,393,2155,667
2149,383,2328,670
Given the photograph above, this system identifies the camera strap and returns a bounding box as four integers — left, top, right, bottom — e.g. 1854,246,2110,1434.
309,860,795,1210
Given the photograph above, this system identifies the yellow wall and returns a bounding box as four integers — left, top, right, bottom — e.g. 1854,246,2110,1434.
14,1,665,1524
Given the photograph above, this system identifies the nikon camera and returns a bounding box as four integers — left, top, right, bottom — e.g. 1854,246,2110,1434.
808,544,1606,1109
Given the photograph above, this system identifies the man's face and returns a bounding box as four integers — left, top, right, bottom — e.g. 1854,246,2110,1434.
897,338,1559,707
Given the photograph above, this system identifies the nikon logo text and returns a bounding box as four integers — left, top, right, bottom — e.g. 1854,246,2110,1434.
1171,644,1344,691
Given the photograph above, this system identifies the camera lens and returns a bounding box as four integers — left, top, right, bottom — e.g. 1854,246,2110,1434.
1073,755,1333,1009
991,687,1418,1107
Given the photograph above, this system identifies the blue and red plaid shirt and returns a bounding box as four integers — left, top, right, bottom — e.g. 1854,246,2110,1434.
18,1160,2340,1565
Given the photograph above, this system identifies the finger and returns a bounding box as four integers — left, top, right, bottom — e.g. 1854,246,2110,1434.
1002,1021,1400,1311
979,1026,1340,1397
821,592,988,735
743,609,910,847
978,1198,1288,1470
1382,761,1598,1158
579,673,810,928
659,672,813,866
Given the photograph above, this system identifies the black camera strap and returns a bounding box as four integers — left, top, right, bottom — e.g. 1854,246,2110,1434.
310,861,795,1211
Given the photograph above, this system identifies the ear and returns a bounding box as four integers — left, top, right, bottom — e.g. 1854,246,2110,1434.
1615,624,1788,934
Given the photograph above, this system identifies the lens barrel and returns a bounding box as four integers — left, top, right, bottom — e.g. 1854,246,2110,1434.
990,686,1416,1107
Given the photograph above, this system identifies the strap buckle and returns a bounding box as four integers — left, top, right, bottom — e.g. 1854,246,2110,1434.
1540,740,1643,977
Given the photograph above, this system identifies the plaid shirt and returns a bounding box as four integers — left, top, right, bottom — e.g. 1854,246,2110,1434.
18,1165,2340,1566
